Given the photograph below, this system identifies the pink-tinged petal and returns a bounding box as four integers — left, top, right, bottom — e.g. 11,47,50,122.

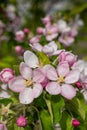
43,65,58,80
19,88,34,104
83,91,87,101
0,91,11,98
46,35,53,41
30,43,43,52
42,41,57,54
33,69,45,83
61,84,76,99
20,62,32,80
57,62,69,77
72,60,85,72
24,51,39,68
33,83,43,98
48,41,57,51
65,69,80,84
46,82,61,95
42,45,54,54
8,76,26,92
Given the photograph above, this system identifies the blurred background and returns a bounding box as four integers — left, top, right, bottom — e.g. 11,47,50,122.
0,0,87,70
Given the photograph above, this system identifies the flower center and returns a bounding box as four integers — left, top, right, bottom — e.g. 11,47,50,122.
48,31,52,35
58,76,65,83
25,80,33,87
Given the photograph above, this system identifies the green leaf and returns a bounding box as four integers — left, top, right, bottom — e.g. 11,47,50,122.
51,95,65,124
40,109,54,130
37,52,50,65
0,98,13,105
60,111,73,130
65,97,85,120
71,3,87,15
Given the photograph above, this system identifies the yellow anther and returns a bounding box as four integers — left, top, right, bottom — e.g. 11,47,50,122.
58,76,65,83
25,80,33,86
48,31,52,35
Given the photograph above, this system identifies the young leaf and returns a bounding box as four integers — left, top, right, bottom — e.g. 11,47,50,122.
40,109,54,130
51,95,65,124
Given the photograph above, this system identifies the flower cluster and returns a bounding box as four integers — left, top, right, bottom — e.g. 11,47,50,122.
0,15,86,130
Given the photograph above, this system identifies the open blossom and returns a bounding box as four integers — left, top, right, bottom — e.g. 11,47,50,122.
44,24,58,41
0,68,14,83
57,19,71,33
59,32,74,46
42,41,63,56
44,62,80,99
16,116,28,127
59,51,77,67
72,60,87,88
8,62,45,104
0,123,7,130
15,30,25,42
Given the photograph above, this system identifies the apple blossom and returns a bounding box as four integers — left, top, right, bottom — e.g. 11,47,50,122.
57,19,71,33
15,30,25,42
0,68,14,83
59,51,77,67
44,24,58,41
59,32,74,46
8,62,45,104
16,116,28,127
44,62,80,99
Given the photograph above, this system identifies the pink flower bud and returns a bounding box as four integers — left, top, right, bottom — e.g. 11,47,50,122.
59,51,77,67
75,81,83,90
36,27,45,35
15,45,24,55
23,28,30,34
72,119,80,127
15,31,25,42
16,116,28,127
0,123,7,130
0,68,14,83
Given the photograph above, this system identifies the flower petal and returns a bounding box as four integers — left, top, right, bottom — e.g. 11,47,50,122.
30,42,42,52
19,88,34,104
20,62,32,80
65,69,80,84
57,62,69,77
61,84,76,99
24,50,39,68
33,68,45,83
46,82,61,95
33,83,43,98
43,65,58,80
0,91,10,98
8,76,26,92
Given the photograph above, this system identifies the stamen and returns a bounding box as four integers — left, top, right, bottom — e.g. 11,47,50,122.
58,76,65,83
25,80,33,86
